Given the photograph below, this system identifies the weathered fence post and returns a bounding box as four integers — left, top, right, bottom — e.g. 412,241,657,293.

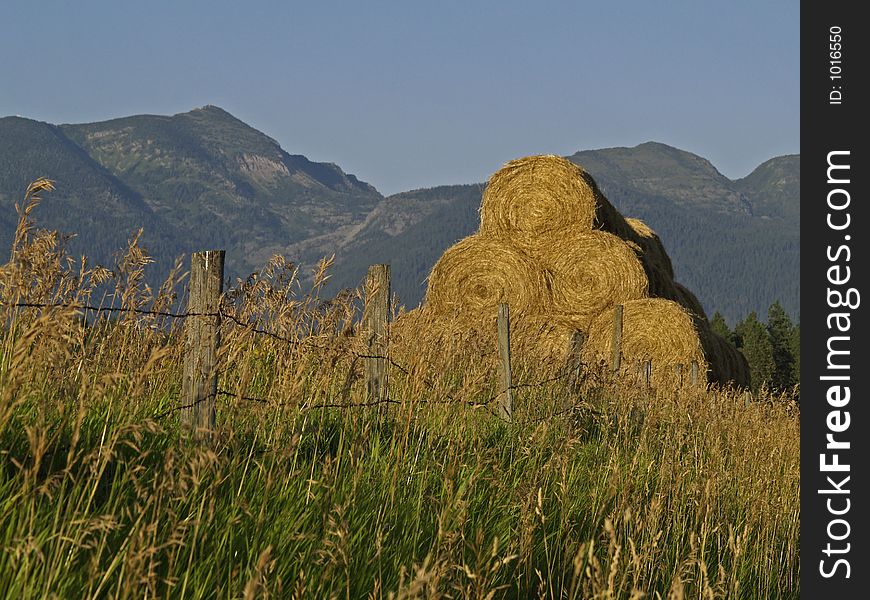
363,264,390,407
497,303,513,423
690,360,700,386
566,331,585,391
611,304,623,372
643,360,652,389
182,250,225,439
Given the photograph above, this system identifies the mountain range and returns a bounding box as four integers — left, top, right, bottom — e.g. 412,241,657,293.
0,106,799,324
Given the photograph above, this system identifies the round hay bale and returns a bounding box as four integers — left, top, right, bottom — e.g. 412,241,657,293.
711,333,750,388
424,234,553,318
697,323,728,384
479,155,599,236
625,217,675,279
733,345,751,388
625,240,679,301
522,229,649,330
582,298,708,390
391,306,491,366
512,315,581,366
391,307,578,373
673,282,708,321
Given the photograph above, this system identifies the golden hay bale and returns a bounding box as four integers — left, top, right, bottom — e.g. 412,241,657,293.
692,321,749,388
625,217,675,280
721,336,751,387
424,234,553,318
673,282,708,321
630,245,679,301
582,298,708,389
479,154,655,250
391,307,579,373
513,315,582,366
479,155,597,236
697,324,727,384
520,228,648,330
733,345,751,387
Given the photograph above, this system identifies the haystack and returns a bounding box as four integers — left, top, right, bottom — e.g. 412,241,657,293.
625,217,675,280
521,228,648,330
581,298,708,389
674,282,707,321
408,153,739,389
424,234,552,319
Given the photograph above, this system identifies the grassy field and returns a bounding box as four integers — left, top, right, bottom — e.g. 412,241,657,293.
0,182,799,598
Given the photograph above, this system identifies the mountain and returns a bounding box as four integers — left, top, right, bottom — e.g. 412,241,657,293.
0,116,177,260
1,106,382,279
734,155,800,220
0,108,798,323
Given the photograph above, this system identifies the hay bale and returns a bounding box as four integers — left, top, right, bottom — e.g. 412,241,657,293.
521,228,649,330
479,155,662,251
719,335,751,387
424,234,553,318
391,306,578,373
673,282,708,321
479,155,637,241
513,315,581,366
479,155,597,236
623,240,679,301
690,320,749,388
625,217,675,280
582,298,708,389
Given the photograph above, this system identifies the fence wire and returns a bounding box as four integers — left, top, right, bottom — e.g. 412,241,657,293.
5,299,609,426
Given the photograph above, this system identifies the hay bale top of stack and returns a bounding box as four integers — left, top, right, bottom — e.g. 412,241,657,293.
479,155,600,237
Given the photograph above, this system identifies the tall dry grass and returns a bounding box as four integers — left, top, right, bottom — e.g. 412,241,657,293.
0,181,799,599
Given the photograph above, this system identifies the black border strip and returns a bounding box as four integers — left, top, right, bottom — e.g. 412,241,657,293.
801,3,868,596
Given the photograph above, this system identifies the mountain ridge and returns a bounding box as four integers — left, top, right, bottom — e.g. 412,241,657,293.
0,107,798,323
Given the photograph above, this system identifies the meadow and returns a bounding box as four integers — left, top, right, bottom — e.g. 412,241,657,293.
0,181,799,599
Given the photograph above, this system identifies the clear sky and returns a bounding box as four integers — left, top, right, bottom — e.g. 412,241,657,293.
1,1,798,196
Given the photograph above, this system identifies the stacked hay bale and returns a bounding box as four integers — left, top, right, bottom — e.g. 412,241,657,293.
581,299,707,390
401,154,748,388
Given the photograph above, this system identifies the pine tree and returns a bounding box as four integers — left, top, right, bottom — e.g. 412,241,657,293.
767,301,796,390
710,311,733,342
735,311,776,391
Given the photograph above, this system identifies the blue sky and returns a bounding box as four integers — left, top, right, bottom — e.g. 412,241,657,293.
1,1,798,195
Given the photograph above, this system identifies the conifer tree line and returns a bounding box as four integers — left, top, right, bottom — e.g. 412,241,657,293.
710,301,800,394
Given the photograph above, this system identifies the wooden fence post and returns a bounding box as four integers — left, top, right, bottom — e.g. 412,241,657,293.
497,303,513,423
611,304,623,372
690,360,699,386
566,331,585,391
182,250,225,439
643,360,652,389
364,264,390,406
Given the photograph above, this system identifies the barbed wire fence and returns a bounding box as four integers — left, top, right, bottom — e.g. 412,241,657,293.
2,250,703,437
